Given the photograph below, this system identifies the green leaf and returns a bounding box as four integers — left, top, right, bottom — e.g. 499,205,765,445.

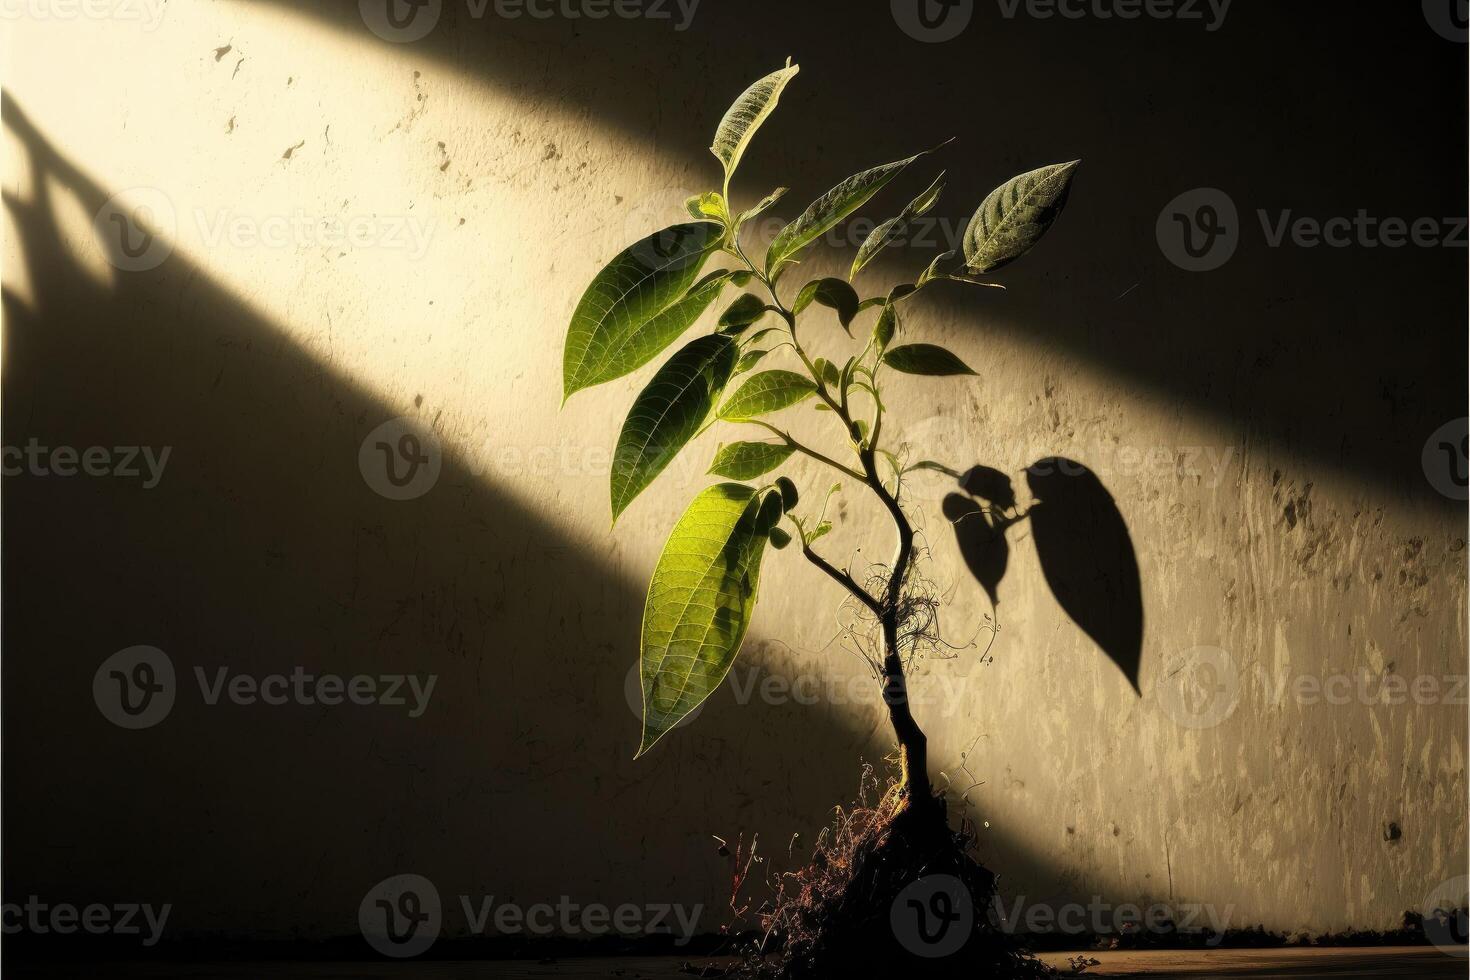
720,371,817,420
776,476,799,510
735,349,770,374
850,172,945,279
612,334,739,519
873,302,898,352
708,441,796,479
638,484,773,756
564,221,725,398
719,293,768,333
963,161,1081,274
805,520,833,545
768,527,792,550
882,343,976,377
686,191,730,224
736,187,789,227
810,277,860,333
711,61,800,190
719,370,817,419
766,148,931,276
917,249,957,286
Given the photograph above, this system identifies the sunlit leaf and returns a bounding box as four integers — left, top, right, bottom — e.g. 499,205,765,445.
708,441,796,479
873,302,898,352
719,370,817,419
612,334,738,519
882,343,976,376
564,222,725,398
766,150,928,276
737,187,789,228
711,61,800,189
638,484,773,755
963,161,1080,274
850,172,945,279
686,191,730,224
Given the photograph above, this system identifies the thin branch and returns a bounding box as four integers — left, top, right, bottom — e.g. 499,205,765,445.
801,545,883,617
738,419,865,482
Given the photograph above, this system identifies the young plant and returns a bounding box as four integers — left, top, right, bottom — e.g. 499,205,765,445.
562,60,1079,809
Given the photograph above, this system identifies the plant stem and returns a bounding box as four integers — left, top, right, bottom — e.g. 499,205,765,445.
736,253,934,809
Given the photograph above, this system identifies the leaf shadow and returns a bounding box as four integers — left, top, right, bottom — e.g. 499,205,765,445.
943,458,1143,694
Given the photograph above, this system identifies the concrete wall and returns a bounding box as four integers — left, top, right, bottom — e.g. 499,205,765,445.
2,0,1465,946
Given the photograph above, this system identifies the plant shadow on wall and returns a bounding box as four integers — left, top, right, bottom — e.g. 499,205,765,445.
561,62,1144,977
249,0,1468,503
0,94,1100,957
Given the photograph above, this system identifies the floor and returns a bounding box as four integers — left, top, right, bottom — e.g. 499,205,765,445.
8,947,1462,978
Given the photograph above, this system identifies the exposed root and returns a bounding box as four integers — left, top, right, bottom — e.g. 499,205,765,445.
725,764,1053,979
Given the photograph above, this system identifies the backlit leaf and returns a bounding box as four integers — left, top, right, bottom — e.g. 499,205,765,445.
708,441,796,479
711,61,800,189
564,221,725,398
638,484,773,755
718,370,817,419
882,343,976,376
963,161,1080,274
611,334,738,519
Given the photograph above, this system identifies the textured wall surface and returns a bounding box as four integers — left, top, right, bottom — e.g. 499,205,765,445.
3,0,1466,946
